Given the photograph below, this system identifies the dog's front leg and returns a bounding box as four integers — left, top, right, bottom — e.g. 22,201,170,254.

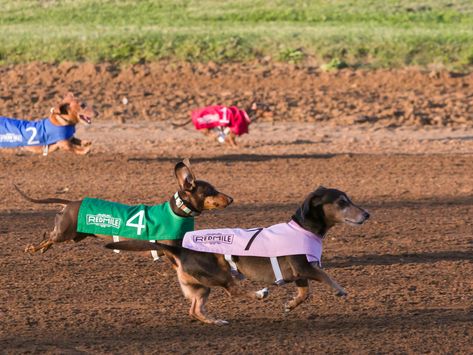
224,280,269,301
309,264,347,297
54,140,90,155
288,257,347,297
284,279,310,312
226,133,237,147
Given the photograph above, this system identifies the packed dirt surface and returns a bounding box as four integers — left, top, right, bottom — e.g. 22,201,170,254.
1,63,472,354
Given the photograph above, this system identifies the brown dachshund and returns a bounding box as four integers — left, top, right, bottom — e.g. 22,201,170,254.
0,92,96,155
15,159,233,254
107,187,370,325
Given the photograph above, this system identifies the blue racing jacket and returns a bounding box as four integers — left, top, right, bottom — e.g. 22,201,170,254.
0,117,75,147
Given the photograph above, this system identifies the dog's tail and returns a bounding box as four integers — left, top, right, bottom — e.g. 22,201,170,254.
105,240,181,256
14,184,72,206
171,118,192,128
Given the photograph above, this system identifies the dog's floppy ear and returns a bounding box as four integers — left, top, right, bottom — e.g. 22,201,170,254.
301,186,327,219
58,103,70,115
294,186,328,235
311,185,328,204
51,102,71,116
182,158,192,169
175,159,196,191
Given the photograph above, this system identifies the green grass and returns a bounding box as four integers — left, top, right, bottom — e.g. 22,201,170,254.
1,0,473,68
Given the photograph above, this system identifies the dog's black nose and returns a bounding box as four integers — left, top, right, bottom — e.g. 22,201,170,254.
228,196,234,204
363,211,370,220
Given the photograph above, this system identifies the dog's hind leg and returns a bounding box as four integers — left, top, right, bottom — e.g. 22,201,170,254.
25,239,54,254
177,267,229,325
25,232,54,254
195,288,229,325
284,279,310,312
24,210,80,254
184,283,228,325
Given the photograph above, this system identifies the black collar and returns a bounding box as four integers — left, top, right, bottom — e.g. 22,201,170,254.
174,192,200,217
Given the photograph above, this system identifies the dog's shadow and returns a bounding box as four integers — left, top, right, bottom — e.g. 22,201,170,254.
128,153,337,163
183,307,471,335
326,250,473,268
3,308,470,351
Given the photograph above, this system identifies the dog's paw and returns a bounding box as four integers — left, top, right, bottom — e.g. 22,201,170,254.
81,140,92,147
231,270,245,280
255,287,269,300
213,319,229,325
24,244,35,254
78,147,91,155
284,301,297,312
336,290,347,297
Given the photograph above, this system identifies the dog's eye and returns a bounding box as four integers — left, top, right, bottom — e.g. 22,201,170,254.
338,199,349,208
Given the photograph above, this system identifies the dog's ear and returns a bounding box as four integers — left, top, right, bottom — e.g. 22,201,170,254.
295,186,328,230
311,186,328,206
58,103,70,115
175,159,196,191
246,102,258,119
301,186,327,217
293,186,328,235
182,158,192,169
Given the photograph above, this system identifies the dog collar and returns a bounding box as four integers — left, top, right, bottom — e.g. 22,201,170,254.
174,192,200,217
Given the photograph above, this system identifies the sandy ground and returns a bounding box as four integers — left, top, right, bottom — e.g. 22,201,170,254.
1,63,472,354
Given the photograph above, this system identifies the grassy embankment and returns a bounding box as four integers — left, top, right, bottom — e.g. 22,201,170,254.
1,0,473,68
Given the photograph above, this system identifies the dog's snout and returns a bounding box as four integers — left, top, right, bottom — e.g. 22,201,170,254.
227,196,234,205
363,211,370,220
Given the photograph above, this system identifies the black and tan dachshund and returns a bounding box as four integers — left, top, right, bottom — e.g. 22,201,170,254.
15,159,233,254
107,186,370,325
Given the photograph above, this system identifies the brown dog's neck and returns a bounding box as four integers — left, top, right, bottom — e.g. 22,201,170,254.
291,209,328,239
49,113,72,127
169,191,201,218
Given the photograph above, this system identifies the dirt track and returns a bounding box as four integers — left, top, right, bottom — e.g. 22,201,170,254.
1,63,473,354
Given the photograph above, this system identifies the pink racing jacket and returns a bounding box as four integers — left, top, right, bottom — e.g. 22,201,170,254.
182,220,322,263
191,105,250,136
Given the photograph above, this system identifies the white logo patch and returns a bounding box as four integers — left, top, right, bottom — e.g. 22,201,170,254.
86,214,121,229
0,133,22,143
193,233,234,244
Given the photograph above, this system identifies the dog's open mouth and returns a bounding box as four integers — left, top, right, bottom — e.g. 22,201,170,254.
79,114,92,125
344,218,365,225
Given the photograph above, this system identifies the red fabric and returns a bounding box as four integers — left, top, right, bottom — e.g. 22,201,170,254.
191,106,250,136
